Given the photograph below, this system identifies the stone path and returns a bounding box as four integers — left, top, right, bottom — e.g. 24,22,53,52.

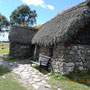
0,54,52,90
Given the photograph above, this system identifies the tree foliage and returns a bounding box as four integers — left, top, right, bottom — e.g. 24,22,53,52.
0,14,10,31
10,5,37,26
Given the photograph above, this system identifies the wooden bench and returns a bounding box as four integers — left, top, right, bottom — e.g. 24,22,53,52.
30,54,50,72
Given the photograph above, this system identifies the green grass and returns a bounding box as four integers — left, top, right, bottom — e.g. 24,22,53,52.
0,49,9,54
0,43,9,54
0,66,10,76
33,65,90,90
4,55,29,62
0,66,27,90
48,72,90,90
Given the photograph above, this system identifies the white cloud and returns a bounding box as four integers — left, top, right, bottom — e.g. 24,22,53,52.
47,5,54,10
21,0,54,10
40,4,47,8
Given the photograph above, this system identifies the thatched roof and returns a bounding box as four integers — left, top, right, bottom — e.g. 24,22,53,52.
32,0,90,46
9,26,37,44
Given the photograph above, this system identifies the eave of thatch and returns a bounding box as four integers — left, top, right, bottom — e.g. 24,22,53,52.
9,26,37,44
32,0,90,46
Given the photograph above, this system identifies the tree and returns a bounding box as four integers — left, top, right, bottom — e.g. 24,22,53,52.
0,13,10,31
10,5,37,26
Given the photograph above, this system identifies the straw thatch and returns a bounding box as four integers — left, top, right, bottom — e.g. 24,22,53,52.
32,0,90,46
9,26,37,44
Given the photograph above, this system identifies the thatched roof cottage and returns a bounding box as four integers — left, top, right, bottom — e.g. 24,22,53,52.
9,26,37,58
32,0,90,74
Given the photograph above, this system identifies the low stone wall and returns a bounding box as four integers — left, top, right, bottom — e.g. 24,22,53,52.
51,44,90,75
9,42,35,58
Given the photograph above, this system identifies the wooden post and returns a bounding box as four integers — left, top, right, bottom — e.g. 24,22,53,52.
40,61,42,72
34,44,37,60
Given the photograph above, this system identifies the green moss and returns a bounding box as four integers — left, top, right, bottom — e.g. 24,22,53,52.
13,25,39,31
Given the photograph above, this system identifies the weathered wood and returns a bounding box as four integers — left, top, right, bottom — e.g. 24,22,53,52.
30,54,50,72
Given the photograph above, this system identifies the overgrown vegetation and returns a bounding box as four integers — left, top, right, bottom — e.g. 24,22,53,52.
0,66,26,90
13,25,40,31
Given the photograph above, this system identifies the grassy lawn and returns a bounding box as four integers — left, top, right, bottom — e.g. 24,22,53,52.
0,43,9,54
33,65,90,90
48,73,90,90
0,66,27,90
0,49,9,54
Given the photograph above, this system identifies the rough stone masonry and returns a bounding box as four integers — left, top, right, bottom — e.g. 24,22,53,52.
51,45,90,75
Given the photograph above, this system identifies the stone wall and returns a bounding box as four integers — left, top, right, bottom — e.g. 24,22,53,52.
39,47,50,56
9,42,35,58
51,44,90,75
